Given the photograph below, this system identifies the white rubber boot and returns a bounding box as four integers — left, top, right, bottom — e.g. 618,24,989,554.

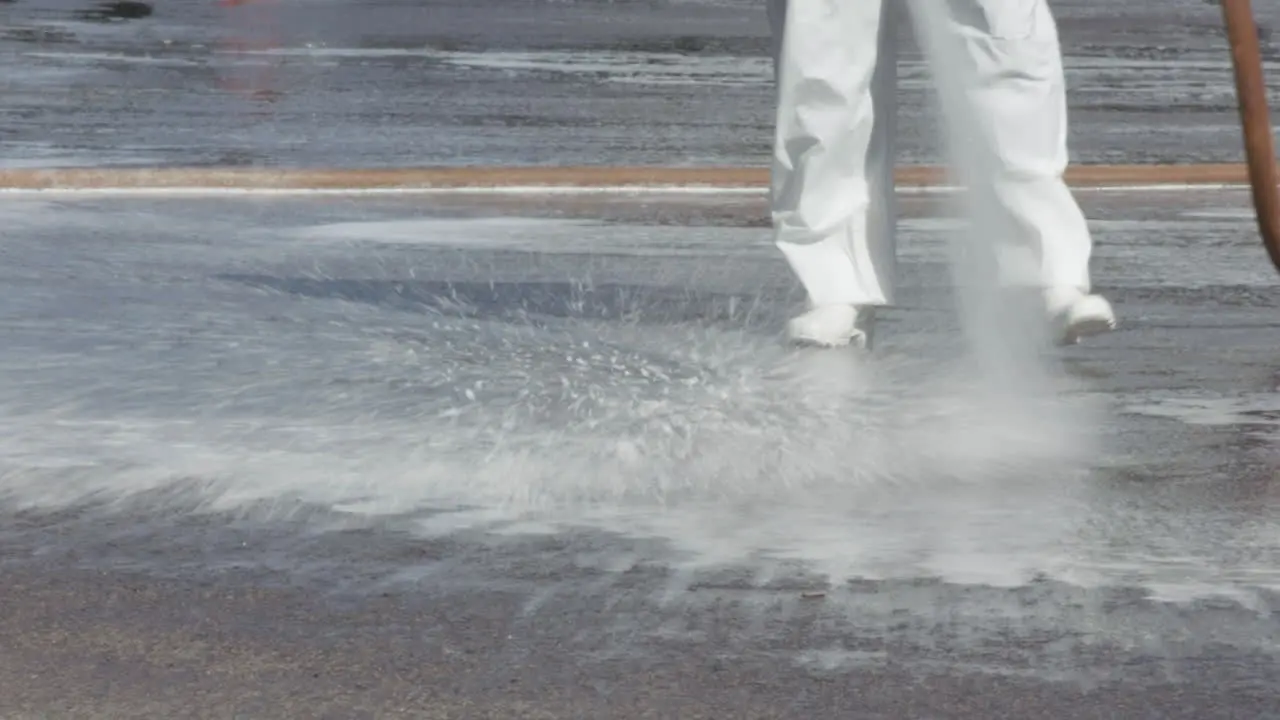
787,305,877,349
1046,288,1116,345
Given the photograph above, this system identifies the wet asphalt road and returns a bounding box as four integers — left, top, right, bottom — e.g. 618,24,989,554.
1,0,1279,168
1,189,1279,717
4,1,1280,718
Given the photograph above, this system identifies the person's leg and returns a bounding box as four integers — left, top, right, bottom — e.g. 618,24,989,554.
769,0,899,348
904,0,1114,344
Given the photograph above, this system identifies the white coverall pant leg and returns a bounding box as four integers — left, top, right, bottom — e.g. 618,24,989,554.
769,0,899,308
770,0,1094,309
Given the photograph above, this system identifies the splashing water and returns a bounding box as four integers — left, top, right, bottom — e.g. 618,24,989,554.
0,241,1101,589
0,1,1108,592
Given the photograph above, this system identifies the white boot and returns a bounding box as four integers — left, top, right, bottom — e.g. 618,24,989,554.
1046,288,1116,345
787,305,877,348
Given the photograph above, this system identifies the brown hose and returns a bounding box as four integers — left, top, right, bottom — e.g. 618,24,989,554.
1221,0,1280,273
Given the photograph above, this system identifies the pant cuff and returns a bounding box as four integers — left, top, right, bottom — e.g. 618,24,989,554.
775,232,891,307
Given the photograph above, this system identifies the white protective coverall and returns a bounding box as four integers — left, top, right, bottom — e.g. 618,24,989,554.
768,0,1115,348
